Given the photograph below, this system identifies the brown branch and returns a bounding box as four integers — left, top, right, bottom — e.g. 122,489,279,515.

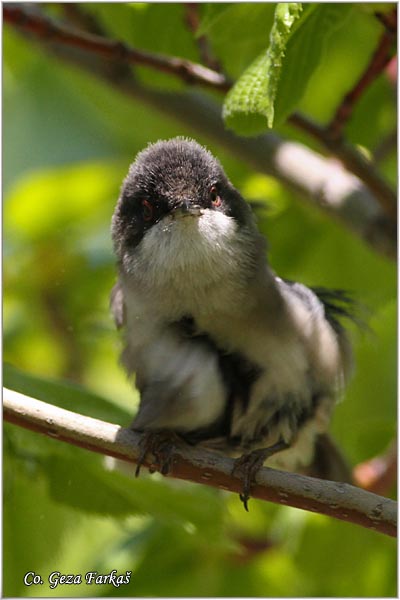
184,3,224,74
328,10,397,140
3,4,231,92
375,8,398,35
3,387,397,538
61,3,105,36
289,112,397,222
4,4,397,259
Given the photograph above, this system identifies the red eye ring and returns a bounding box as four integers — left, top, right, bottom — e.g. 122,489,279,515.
210,185,222,207
142,199,154,221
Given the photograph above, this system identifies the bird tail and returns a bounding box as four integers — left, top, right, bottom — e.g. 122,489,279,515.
305,433,353,483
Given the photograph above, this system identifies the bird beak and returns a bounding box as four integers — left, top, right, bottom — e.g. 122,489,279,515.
173,199,202,218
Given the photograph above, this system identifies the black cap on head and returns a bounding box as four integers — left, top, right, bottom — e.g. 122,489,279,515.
112,137,254,254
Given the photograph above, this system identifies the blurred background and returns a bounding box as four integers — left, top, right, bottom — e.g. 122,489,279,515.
4,3,397,597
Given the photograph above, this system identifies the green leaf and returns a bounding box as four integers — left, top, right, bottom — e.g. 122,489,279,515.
198,4,276,79
4,365,226,526
3,455,76,597
45,455,139,517
223,3,353,133
223,3,304,133
332,299,397,462
4,363,130,425
45,454,225,531
274,3,354,124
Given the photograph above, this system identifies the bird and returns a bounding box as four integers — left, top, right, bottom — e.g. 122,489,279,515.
111,137,354,508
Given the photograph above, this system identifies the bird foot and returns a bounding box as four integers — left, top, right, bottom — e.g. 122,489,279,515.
135,430,181,478
232,440,289,511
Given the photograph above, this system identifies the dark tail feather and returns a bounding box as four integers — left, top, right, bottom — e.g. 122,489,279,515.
306,433,353,483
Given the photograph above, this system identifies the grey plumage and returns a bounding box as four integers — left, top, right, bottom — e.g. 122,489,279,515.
111,137,353,481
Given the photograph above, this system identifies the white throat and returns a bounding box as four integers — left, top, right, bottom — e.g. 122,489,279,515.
122,209,261,319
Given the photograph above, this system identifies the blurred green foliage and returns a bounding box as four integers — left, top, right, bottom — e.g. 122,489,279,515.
4,3,396,597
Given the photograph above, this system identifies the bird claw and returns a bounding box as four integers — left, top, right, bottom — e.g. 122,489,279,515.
232,440,289,511
135,430,181,477
232,450,267,511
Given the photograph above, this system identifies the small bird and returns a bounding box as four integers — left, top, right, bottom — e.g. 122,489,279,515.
111,137,354,507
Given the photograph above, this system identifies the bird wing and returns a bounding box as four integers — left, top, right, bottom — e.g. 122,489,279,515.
110,280,126,329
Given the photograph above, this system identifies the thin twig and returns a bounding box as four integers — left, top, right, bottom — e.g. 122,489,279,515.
4,4,397,258
375,8,398,34
328,10,397,140
3,388,397,537
3,4,231,92
184,3,224,74
61,3,105,36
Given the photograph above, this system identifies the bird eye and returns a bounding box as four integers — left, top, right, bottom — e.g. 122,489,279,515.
210,185,222,207
142,199,154,221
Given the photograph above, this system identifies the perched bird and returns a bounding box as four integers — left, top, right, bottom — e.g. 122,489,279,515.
111,137,354,507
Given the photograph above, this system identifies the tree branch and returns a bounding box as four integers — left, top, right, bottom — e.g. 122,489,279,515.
184,3,224,74
3,4,231,92
4,4,396,259
327,11,397,139
375,8,398,35
288,112,397,222
3,388,397,538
